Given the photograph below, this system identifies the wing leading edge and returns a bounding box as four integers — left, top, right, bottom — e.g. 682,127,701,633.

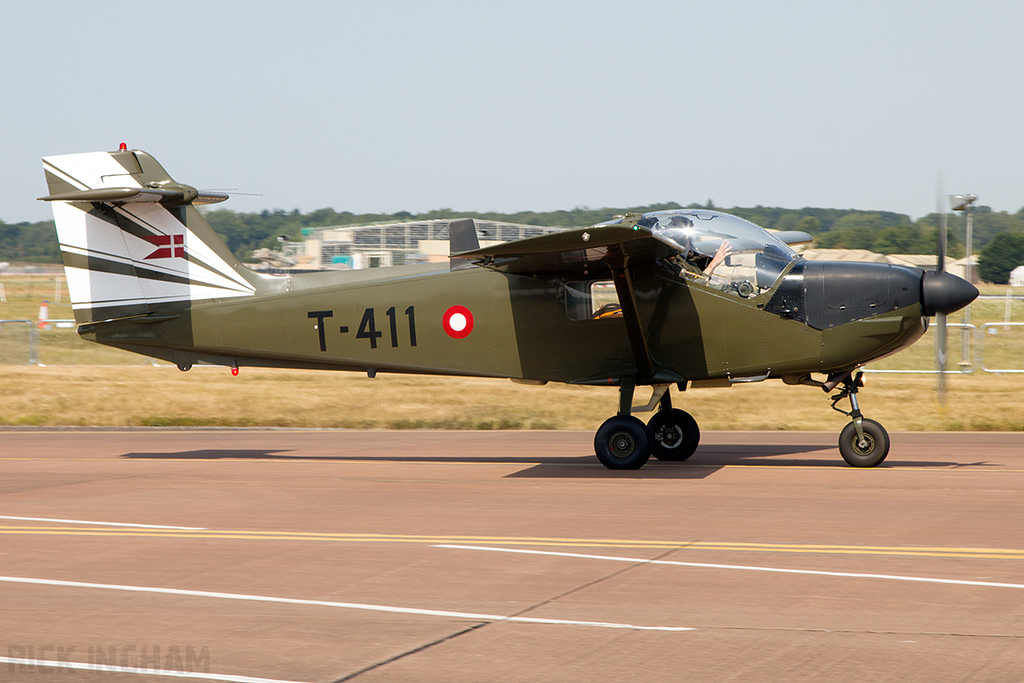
452,225,682,276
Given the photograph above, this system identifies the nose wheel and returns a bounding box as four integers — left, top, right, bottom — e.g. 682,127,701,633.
838,418,889,467
830,372,890,467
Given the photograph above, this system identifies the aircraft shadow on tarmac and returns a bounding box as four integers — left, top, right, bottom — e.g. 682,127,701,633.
119,444,970,479
121,449,300,460
120,449,594,466
505,444,954,479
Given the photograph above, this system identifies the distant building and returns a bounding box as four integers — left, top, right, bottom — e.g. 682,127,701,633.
799,249,975,279
885,254,941,270
300,219,562,270
798,248,887,263
1010,265,1024,287
949,256,978,284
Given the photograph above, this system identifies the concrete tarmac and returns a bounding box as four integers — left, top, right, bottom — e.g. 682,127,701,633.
0,429,1022,682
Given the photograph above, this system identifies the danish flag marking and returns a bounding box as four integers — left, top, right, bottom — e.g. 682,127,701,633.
144,234,185,259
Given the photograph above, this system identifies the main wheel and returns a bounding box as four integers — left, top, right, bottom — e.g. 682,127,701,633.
838,419,889,467
647,409,700,461
594,415,651,470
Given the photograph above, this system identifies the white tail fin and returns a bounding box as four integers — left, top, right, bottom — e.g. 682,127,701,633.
41,148,263,324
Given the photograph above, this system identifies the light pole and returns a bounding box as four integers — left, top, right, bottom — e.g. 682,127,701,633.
950,193,977,369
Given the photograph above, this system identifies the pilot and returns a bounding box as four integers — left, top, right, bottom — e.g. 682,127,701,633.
659,215,732,281
704,241,733,280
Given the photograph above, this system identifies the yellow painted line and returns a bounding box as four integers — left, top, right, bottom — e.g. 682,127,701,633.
2,455,1023,472
1,457,1023,475
0,526,1021,560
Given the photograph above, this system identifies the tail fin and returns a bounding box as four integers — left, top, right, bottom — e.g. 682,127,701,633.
40,148,265,324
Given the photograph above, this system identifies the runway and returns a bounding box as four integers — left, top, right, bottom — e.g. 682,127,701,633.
1,429,1022,682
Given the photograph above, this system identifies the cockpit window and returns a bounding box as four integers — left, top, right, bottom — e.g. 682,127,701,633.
613,210,800,298
566,280,619,320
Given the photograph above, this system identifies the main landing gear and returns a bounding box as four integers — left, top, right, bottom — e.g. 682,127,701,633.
594,372,891,470
828,371,890,467
594,380,700,470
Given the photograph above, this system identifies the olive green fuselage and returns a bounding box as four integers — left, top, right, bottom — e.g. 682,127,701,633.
83,260,926,386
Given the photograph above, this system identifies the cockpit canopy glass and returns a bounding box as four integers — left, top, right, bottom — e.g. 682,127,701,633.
599,210,800,298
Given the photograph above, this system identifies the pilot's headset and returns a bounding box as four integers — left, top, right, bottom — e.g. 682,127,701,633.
652,215,695,257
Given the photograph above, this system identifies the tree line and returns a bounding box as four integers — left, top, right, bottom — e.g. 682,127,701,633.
5,202,1024,283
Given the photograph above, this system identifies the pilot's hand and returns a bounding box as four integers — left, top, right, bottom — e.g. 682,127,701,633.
705,241,733,277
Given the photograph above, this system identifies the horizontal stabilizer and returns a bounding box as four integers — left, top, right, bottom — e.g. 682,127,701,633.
39,187,229,206
41,148,259,324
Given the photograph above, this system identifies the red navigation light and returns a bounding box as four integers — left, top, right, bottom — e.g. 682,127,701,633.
119,142,127,151
231,367,239,376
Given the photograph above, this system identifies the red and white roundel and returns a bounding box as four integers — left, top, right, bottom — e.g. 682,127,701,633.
442,305,474,339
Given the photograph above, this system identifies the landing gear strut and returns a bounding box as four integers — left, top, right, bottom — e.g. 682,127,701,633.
829,372,889,467
594,380,700,470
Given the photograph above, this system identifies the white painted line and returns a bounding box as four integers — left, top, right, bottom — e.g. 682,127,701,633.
0,575,692,632
436,545,1024,590
0,656,307,683
0,515,205,530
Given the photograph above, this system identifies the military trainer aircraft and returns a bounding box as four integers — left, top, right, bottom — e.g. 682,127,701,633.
40,147,978,469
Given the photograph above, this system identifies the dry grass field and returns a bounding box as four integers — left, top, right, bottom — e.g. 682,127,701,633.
2,273,1023,431
1,365,1021,432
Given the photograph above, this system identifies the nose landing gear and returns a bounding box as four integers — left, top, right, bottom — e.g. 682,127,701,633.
829,372,890,467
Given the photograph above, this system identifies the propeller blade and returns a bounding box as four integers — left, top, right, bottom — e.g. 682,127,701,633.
935,178,948,405
936,311,947,405
937,188,947,275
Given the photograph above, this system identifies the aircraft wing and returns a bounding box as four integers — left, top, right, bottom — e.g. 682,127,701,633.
452,226,682,276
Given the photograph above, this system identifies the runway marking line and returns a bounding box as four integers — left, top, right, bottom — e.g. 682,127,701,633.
0,515,205,530
0,655,309,683
0,575,692,632
437,545,1024,590
0,526,1022,560
2,456,1024,472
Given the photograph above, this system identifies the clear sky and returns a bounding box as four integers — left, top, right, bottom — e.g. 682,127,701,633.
5,0,1022,223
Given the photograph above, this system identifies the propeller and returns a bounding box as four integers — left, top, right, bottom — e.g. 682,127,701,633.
935,181,948,406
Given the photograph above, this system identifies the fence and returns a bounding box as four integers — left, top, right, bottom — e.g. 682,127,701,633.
4,319,1024,373
976,322,1024,373
863,322,1024,374
864,294,1024,375
0,320,38,365
3,291,1024,372
0,319,158,366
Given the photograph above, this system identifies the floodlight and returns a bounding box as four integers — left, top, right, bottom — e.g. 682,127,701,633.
949,194,978,211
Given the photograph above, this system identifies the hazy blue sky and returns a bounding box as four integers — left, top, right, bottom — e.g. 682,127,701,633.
6,0,1022,223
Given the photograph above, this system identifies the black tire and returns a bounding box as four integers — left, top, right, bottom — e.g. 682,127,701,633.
594,415,651,470
838,419,889,467
647,409,700,461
